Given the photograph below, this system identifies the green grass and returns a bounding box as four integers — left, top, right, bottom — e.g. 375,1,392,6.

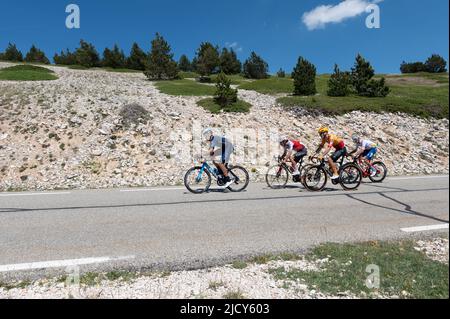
102,67,141,73
197,98,252,113
269,240,449,299
178,71,200,79
0,65,57,81
155,79,216,96
210,74,249,85
238,77,294,94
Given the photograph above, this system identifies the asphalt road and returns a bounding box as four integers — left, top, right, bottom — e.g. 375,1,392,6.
0,175,448,281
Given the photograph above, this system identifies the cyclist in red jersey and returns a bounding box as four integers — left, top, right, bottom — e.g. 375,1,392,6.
279,137,308,176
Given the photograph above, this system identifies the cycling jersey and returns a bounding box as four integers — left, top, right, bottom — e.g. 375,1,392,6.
210,135,234,164
322,134,345,150
284,140,305,152
358,140,377,150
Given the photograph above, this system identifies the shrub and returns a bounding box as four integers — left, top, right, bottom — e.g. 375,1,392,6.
195,42,220,76
144,33,178,80
277,68,286,78
24,45,50,64
54,49,77,65
243,52,269,79
425,54,447,73
400,61,426,74
351,54,389,97
292,56,317,96
127,43,147,71
119,104,150,128
178,54,192,72
327,64,351,97
214,72,238,107
102,44,126,69
219,48,242,74
2,43,23,62
75,40,100,68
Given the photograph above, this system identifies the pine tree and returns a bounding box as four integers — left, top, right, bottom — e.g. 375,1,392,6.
144,33,178,80
75,40,100,68
102,44,126,69
54,49,77,65
215,72,238,107
243,52,269,79
219,48,241,74
24,45,50,64
327,64,351,97
292,56,317,96
351,54,389,97
3,43,23,62
178,54,192,72
277,68,286,78
195,42,220,76
127,43,147,71
425,54,447,73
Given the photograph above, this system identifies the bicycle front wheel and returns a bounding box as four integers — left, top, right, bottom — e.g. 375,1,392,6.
369,161,388,183
228,166,250,192
303,165,327,192
184,167,211,194
339,163,362,190
265,164,289,189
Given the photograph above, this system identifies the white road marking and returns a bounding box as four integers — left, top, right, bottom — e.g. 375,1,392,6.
0,256,134,273
0,192,71,197
120,188,185,192
401,224,449,233
390,175,448,181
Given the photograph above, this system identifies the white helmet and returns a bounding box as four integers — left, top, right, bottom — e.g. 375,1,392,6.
352,134,360,144
202,128,214,141
279,136,289,145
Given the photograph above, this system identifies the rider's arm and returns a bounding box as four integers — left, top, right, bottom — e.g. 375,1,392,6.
353,146,364,158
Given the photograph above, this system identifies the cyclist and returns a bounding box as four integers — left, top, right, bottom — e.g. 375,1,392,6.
350,134,378,177
314,126,347,180
279,137,308,177
202,128,235,188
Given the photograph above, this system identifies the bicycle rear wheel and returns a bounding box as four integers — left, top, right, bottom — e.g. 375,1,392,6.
369,161,388,183
184,167,211,194
228,166,250,192
339,163,362,190
303,165,327,192
266,165,289,189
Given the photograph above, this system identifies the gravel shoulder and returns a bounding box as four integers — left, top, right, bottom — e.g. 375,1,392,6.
1,237,447,299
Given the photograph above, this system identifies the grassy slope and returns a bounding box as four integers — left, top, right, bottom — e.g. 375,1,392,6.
237,73,448,118
0,65,58,81
197,98,252,113
269,239,448,299
155,79,216,96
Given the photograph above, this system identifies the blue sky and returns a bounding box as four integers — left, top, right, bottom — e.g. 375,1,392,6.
0,0,448,73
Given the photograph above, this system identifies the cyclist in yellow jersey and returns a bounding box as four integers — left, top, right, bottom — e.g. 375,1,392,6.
314,127,347,180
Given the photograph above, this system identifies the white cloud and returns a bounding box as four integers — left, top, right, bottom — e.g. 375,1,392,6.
225,42,243,53
302,0,383,30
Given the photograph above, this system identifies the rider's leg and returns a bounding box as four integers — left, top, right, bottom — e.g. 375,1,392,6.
328,157,339,177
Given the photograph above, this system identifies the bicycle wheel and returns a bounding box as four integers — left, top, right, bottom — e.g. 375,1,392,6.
265,164,289,189
369,161,388,183
303,165,327,192
339,163,362,190
228,165,250,192
184,167,212,194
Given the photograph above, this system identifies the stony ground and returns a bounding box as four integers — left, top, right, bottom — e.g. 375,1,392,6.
0,62,449,191
0,238,447,299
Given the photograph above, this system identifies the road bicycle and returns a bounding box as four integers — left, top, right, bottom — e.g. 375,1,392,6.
302,154,362,191
184,158,250,194
265,155,308,189
353,156,387,183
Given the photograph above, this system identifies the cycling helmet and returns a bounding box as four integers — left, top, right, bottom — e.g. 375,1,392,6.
352,134,360,144
279,136,289,145
318,126,329,135
202,128,214,141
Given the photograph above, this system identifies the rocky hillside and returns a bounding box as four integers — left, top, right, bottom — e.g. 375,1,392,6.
0,62,448,191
